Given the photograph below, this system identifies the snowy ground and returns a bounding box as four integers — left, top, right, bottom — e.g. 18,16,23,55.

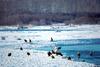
0,25,100,67
0,48,95,67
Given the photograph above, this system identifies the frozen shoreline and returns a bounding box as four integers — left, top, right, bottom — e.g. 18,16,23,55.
0,48,95,67
0,25,100,67
0,25,100,41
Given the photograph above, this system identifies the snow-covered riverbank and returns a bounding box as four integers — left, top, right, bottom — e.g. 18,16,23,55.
0,48,95,67
0,25,100,41
0,25,100,67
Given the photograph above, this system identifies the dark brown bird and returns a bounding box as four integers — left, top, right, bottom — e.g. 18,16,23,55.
24,39,27,42
51,37,53,42
20,47,23,50
68,56,71,60
77,51,81,59
90,51,93,56
48,51,52,56
8,53,11,57
29,39,32,43
51,55,55,59
27,52,30,56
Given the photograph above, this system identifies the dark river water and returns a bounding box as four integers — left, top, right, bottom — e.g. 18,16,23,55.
35,38,100,65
